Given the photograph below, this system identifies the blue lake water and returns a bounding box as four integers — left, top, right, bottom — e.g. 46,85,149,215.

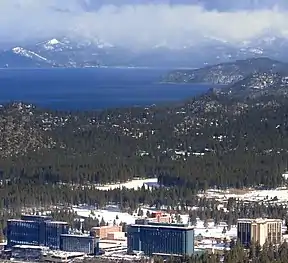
0,68,210,110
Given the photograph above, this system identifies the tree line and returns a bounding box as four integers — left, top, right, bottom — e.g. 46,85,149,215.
0,92,288,214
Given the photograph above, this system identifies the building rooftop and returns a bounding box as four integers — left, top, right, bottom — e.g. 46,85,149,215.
12,245,49,250
8,219,35,223
101,254,145,261
21,214,52,219
99,243,125,250
91,225,120,229
44,251,85,258
152,252,183,257
45,221,68,224
237,218,282,223
130,223,194,230
60,234,94,238
99,239,127,250
148,222,187,227
8,217,68,225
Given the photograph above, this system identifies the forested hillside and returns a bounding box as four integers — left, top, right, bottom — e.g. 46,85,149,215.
165,57,288,84
1,64,288,208
1,94,288,187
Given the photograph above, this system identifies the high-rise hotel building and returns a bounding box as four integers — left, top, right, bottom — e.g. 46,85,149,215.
127,221,194,257
237,218,282,247
7,215,69,249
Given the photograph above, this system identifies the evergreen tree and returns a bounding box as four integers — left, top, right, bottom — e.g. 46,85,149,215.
0,223,4,243
100,217,106,227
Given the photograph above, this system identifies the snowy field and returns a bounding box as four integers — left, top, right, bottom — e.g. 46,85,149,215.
94,178,158,191
94,177,288,204
73,205,157,225
193,220,237,239
73,206,136,225
179,215,237,239
198,187,288,203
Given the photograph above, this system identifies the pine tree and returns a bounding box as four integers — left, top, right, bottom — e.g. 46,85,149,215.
249,241,256,260
137,208,144,217
189,211,197,226
0,223,4,243
100,217,106,227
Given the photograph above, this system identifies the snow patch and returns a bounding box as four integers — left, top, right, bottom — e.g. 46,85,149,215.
249,48,263,54
199,188,288,203
73,207,136,225
95,178,158,191
42,39,64,51
12,47,48,61
47,38,60,45
12,47,24,54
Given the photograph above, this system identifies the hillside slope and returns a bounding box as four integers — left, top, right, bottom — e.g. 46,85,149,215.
165,57,288,85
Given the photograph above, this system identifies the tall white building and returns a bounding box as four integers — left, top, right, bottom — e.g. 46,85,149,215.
237,218,282,247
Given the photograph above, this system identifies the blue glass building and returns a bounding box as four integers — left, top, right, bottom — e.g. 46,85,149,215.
127,222,194,257
45,221,69,250
6,215,68,250
60,234,99,255
21,214,53,246
237,219,252,247
7,220,41,247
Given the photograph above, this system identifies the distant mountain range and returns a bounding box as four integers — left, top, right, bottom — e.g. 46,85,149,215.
2,36,288,68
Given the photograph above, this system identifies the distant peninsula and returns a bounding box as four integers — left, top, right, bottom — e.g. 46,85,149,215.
164,57,288,85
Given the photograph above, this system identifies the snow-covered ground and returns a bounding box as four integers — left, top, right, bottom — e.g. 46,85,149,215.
73,207,136,225
95,178,158,191
193,220,237,239
73,206,156,225
178,215,237,239
73,206,237,240
198,187,288,203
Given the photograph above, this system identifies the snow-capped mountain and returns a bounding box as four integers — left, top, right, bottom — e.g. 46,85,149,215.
2,36,288,69
37,38,67,51
0,37,110,68
35,37,114,52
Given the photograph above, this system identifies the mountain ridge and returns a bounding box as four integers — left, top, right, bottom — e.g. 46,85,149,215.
165,57,288,85
3,36,288,68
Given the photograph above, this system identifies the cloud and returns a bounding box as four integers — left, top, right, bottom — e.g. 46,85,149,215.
74,0,288,11
1,0,288,47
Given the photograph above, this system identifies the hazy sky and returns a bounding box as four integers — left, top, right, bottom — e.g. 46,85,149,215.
1,0,288,47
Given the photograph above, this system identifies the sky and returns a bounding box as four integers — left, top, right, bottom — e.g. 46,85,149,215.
1,0,288,47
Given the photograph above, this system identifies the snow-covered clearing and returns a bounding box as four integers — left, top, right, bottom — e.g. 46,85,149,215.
199,187,288,203
95,178,158,191
73,207,136,225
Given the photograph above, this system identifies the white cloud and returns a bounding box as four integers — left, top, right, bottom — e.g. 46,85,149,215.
0,0,288,47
